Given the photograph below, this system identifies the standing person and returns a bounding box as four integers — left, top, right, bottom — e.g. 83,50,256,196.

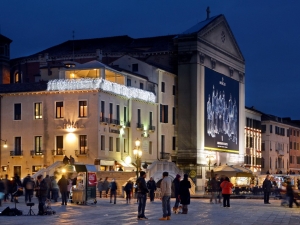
11,175,21,203
51,176,59,202
103,177,110,198
124,180,133,204
97,178,104,198
286,178,299,208
159,172,172,221
220,177,233,208
58,175,68,205
147,177,157,202
179,174,191,214
22,174,34,203
136,171,149,220
0,179,4,207
35,175,48,215
263,175,272,204
210,175,219,204
3,174,9,202
173,174,181,211
109,179,118,204
44,175,52,200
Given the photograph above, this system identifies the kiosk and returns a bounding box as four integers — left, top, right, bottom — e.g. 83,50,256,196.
63,164,97,204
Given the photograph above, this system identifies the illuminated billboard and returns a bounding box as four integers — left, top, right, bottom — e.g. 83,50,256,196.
204,67,239,153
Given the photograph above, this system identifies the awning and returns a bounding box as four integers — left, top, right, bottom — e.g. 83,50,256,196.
100,160,115,166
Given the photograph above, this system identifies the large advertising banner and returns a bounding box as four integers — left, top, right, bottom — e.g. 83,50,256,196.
204,67,239,153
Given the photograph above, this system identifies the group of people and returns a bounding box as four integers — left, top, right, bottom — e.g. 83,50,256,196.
209,175,234,207
97,177,118,204
0,174,23,205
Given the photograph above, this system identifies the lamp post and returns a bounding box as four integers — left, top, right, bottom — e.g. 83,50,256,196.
206,154,214,192
1,139,7,148
133,138,142,179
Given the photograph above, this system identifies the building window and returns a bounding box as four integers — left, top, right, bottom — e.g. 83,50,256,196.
149,112,153,129
132,63,138,72
261,142,265,151
173,85,176,95
15,137,21,155
101,135,105,150
294,142,296,150
127,78,131,87
297,157,300,164
261,125,266,133
161,135,165,153
290,155,293,164
294,130,296,136
100,101,105,122
137,109,141,126
56,136,63,155
116,138,120,152
298,143,299,150
290,142,292,149
261,157,265,169
32,165,42,173
161,82,165,93
140,83,144,90
172,137,176,151
79,101,87,117
14,103,21,120
56,102,64,118
34,136,42,154
34,103,43,119
160,105,168,123
109,103,113,123
149,141,152,154
79,135,87,154
109,137,113,151
270,157,272,169
298,131,300,137
116,105,120,124
270,125,272,133
172,107,176,125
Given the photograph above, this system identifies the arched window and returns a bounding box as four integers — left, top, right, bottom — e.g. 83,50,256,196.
15,72,21,83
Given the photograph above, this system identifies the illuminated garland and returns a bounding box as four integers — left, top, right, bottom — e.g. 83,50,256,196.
47,78,156,103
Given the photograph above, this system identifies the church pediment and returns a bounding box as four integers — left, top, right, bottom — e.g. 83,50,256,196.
197,15,244,62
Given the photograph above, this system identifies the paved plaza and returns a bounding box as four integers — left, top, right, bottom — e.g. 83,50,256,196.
0,196,300,225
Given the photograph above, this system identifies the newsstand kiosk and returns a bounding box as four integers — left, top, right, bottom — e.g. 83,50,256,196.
71,164,98,204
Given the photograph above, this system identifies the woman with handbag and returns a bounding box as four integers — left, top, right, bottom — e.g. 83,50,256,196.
220,177,233,208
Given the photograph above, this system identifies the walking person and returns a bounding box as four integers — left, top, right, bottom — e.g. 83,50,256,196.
22,174,34,203
159,171,172,221
97,178,104,198
109,179,117,204
124,180,133,204
263,175,272,204
3,174,9,202
173,174,181,210
220,177,233,208
44,175,52,200
147,177,157,202
51,176,59,202
286,178,299,208
58,175,68,205
35,175,48,215
179,174,191,214
103,177,110,198
0,179,5,207
210,175,219,204
136,171,149,220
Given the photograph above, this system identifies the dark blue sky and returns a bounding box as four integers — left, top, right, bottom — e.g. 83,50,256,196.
1,0,299,119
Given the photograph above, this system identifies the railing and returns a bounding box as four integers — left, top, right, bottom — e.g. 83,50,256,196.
51,149,66,156
110,119,120,126
148,125,155,132
10,150,23,156
75,149,89,157
30,150,45,156
160,152,170,160
137,123,143,130
100,117,110,124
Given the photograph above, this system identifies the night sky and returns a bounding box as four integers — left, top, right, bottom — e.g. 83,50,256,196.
1,0,299,119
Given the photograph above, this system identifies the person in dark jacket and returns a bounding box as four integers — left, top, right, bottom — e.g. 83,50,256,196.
23,174,34,203
286,178,299,208
262,175,272,204
109,179,118,204
147,177,157,202
124,180,133,204
173,174,181,209
0,179,5,206
210,175,219,203
179,174,191,214
102,177,110,198
136,171,149,220
58,174,68,205
36,175,48,215
44,175,52,200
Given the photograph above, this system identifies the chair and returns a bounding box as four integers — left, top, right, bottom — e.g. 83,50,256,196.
26,202,35,216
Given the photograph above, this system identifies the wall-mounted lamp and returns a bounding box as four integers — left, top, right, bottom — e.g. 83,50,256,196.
1,139,7,148
64,121,78,132
2,166,7,172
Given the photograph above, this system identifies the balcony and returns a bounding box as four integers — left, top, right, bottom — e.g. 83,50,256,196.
30,150,45,157
148,125,155,132
51,149,66,156
75,149,89,157
136,123,143,131
276,149,284,156
109,119,120,127
10,150,23,158
160,152,170,160
100,117,110,125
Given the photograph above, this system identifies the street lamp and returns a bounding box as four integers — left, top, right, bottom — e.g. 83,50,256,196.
133,138,142,179
206,154,214,192
1,139,7,148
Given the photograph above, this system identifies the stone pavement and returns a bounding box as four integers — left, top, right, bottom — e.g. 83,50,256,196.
1,196,300,225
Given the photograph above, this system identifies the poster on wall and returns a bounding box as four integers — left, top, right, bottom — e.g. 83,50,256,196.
204,67,239,153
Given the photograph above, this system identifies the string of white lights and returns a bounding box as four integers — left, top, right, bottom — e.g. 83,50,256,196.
47,78,156,103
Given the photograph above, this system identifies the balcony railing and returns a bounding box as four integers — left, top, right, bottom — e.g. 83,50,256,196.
100,117,110,124
148,125,155,132
137,123,143,130
160,152,170,160
10,150,23,157
110,119,120,126
30,150,45,157
75,149,89,157
51,149,66,156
